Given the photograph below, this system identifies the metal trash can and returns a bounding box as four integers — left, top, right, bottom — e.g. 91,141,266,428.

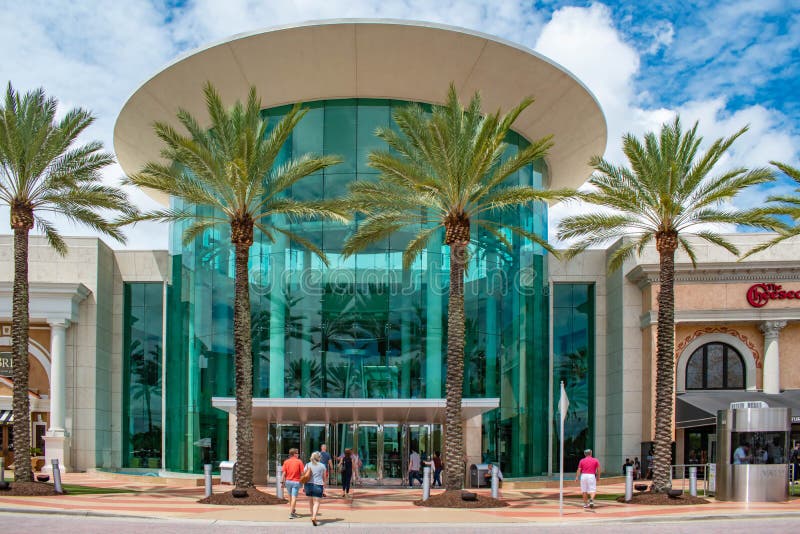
470,463,489,488
219,461,236,485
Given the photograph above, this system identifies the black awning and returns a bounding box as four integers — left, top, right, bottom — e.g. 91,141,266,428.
676,390,800,429
0,410,12,424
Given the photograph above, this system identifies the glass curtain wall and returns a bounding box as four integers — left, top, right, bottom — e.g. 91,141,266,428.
122,283,164,469
552,283,595,472
166,98,549,474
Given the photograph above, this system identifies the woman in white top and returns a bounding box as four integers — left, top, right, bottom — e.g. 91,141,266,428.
303,451,327,526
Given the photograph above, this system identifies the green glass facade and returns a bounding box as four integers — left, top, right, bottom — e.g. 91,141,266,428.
122,282,164,469
165,98,550,475
552,283,595,472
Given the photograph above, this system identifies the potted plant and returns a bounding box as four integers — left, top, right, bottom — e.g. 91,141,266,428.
30,447,45,472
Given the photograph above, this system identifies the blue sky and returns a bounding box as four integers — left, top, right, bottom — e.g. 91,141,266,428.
0,0,798,249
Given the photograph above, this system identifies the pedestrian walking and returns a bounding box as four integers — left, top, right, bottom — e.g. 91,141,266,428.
408,448,422,487
432,451,443,487
575,448,601,509
281,448,304,519
302,451,327,527
339,448,355,498
319,443,333,495
790,442,800,483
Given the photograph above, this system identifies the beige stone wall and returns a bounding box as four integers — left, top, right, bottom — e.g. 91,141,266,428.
674,281,800,311
778,324,800,389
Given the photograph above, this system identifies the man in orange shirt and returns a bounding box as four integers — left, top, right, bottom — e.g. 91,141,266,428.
281,448,304,519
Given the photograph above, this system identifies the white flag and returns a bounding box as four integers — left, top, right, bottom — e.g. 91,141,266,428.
559,381,569,423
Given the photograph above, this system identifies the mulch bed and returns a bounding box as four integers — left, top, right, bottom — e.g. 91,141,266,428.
617,492,709,505
198,487,287,506
0,481,65,496
414,490,509,508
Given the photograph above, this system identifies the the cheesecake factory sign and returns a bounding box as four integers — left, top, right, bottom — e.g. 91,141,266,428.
746,283,800,308
0,352,11,376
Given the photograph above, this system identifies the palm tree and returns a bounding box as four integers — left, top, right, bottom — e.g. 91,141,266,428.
741,161,800,256
557,117,778,492
342,84,560,491
0,83,135,482
124,82,344,489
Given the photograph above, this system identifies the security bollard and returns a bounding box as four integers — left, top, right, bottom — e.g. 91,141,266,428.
204,463,213,498
689,466,697,497
52,459,63,494
276,463,284,499
422,466,431,501
491,465,499,499
625,465,633,502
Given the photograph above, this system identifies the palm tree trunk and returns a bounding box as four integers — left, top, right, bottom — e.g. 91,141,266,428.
444,241,466,490
12,225,32,482
652,234,677,493
233,241,254,488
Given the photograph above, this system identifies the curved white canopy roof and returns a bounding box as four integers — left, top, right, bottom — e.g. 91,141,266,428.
114,19,607,206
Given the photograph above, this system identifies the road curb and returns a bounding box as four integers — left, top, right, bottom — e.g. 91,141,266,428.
1,505,800,526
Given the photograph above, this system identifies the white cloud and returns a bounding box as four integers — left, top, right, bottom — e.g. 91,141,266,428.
537,3,800,247
0,1,797,252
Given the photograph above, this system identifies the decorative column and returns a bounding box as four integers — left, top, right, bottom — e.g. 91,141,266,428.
425,230,443,398
44,319,69,473
760,320,786,394
269,221,287,398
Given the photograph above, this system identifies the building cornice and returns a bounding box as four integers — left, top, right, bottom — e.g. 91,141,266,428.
626,261,800,289
0,282,91,324
639,307,800,328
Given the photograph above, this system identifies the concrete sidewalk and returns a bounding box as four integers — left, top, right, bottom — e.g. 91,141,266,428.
0,471,798,525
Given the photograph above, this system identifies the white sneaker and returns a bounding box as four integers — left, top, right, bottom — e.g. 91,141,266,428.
589,500,595,508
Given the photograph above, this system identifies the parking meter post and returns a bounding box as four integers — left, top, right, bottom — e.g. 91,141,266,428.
52,459,62,493
276,463,283,499
625,465,633,502
422,466,431,501
491,465,499,499
689,466,697,497
204,463,212,498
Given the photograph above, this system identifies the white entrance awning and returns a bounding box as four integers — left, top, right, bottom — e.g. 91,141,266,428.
211,397,499,424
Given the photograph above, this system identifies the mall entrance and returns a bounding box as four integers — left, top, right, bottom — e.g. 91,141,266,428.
266,422,442,485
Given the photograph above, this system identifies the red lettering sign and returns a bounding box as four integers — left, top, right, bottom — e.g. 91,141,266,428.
746,283,797,308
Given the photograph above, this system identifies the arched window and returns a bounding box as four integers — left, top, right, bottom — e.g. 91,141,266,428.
685,342,745,390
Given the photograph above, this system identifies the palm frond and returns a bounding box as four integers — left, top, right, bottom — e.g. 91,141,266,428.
35,217,67,256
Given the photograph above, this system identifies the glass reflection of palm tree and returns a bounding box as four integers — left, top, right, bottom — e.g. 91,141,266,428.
129,340,162,434
285,357,322,397
463,317,486,397
314,283,389,397
250,293,309,397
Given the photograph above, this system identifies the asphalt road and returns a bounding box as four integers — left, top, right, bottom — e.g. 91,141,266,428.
1,512,798,533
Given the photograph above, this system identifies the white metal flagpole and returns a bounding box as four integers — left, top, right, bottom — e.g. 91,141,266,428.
558,380,569,515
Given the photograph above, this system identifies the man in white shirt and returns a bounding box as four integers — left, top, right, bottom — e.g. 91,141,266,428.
408,449,422,487
733,443,750,464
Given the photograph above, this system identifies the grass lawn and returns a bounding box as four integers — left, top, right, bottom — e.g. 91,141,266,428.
61,484,134,495
2,475,134,495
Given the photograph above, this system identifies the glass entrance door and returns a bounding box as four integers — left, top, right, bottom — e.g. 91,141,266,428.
357,425,379,482
304,424,327,461
268,423,301,478
383,425,402,481
333,423,356,487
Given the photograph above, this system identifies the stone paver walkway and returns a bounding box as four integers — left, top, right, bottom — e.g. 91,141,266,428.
0,471,798,525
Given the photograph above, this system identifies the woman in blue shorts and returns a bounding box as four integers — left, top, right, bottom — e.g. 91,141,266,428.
303,451,327,526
